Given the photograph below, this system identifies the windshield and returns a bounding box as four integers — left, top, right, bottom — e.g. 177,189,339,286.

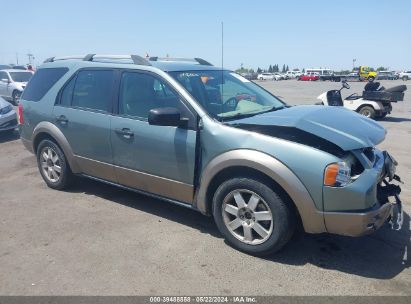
169,70,285,120
9,72,32,83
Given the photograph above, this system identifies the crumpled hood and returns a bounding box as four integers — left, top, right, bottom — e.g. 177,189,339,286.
228,105,386,151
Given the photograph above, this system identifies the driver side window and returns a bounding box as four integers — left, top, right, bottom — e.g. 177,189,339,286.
119,72,181,119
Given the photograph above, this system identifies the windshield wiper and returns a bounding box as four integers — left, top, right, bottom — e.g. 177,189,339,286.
220,112,261,121
219,105,286,122
263,105,286,113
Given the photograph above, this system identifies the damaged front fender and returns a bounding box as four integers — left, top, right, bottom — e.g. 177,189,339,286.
194,149,327,234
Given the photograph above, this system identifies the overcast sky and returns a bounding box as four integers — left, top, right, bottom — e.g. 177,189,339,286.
1,0,410,71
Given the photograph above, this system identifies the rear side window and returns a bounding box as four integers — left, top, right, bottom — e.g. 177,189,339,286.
71,70,114,112
60,76,75,106
21,68,68,102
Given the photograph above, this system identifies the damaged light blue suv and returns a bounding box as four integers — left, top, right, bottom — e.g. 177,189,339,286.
18,54,403,256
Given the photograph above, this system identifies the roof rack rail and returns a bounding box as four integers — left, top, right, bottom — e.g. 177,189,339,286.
44,54,151,66
83,54,151,66
149,57,213,66
44,55,85,63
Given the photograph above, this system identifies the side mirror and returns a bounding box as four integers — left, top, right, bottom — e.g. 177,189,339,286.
1,78,10,83
148,107,187,127
342,81,350,89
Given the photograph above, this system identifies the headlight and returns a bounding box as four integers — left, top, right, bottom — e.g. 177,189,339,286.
0,105,13,115
324,162,351,187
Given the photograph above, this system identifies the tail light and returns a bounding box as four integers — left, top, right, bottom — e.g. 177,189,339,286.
17,104,24,125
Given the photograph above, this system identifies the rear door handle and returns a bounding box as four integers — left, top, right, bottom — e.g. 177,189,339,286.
115,128,134,139
55,115,68,124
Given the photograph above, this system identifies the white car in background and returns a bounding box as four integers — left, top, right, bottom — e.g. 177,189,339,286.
279,73,289,80
257,73,275,80
399,71,411,81
273,73,283,80
286,70,302,78
0,69,33,104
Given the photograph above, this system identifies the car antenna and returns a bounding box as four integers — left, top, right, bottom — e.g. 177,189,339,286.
221,21,225,122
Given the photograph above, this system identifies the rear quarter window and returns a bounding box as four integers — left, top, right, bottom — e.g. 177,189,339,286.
21,68,68,102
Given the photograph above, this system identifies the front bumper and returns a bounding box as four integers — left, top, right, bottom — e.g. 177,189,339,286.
323,150,403,237
324,196,402,237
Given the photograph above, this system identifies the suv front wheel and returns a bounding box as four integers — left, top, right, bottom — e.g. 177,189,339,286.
212,177,295,256
36,139,73,190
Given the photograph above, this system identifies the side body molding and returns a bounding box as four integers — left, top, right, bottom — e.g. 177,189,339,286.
32,121,81,173
195,149,326,234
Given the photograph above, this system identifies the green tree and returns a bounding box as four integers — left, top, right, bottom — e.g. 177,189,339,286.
302,68,305,73
257,67,262,73
286,65,289,72
281,64,286,73
376,67,387,71
268,65,273,73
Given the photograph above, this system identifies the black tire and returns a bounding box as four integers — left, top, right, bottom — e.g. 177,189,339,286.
212,177,295,256
12,90,21,105
402,76,408,81
358,106,376,119
376,113,388,119
36,139,74,190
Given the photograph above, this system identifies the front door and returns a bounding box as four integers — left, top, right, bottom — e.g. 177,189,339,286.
53,69,116,181
110,70,197,203
0,71,9,98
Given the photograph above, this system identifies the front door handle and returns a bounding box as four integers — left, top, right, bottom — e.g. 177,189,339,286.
115,128,134,139
55,115,68,124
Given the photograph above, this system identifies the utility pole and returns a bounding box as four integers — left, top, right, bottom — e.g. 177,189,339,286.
27,53,35,65
352,58,356,70
16,53,19,65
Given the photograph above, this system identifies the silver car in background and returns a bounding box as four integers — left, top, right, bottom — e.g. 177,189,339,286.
0,69,33,104
0,97,17,134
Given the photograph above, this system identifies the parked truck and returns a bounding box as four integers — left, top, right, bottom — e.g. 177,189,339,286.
303,67,377,82
339,66,378,82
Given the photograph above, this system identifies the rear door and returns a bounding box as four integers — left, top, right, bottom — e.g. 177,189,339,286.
53,68,117,182
110,70,198,203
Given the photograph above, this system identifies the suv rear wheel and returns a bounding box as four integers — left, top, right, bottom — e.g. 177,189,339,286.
212,177,295,256
36,139,73,190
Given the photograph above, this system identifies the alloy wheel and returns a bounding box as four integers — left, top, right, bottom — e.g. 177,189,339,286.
40,147,62,183
222,189,273,245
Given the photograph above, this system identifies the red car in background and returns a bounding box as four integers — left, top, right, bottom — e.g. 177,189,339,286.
298,72,320,81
